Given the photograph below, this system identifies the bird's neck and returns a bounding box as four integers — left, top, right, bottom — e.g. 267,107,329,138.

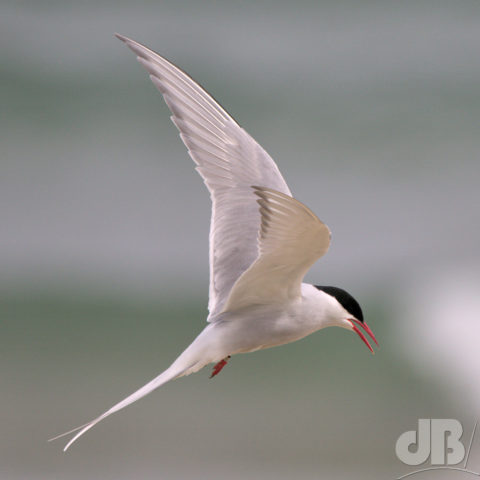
300,283,347,329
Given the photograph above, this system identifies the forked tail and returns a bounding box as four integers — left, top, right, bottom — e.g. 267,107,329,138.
50,363,194,451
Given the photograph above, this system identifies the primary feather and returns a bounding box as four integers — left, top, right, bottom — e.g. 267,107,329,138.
115,34,291,317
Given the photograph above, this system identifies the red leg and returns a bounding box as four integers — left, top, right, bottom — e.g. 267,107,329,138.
210,356,231,378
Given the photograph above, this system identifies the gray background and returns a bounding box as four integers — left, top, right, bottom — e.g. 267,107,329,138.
2,1,479,479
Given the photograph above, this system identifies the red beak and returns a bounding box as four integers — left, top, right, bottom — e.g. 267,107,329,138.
349,318,378,354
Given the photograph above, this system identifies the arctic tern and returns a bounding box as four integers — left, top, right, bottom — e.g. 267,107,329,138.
53,34,378,451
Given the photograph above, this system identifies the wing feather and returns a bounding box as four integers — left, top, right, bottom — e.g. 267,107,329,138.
222,187,331,312
116,35,291,317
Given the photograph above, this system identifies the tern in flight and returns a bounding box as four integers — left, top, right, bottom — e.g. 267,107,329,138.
53,34,378,451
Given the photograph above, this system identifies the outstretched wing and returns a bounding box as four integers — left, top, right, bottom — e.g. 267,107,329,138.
116,35,291,318
223,187,331,312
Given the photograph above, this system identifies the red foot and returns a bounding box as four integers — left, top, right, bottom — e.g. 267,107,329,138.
210,356,230,378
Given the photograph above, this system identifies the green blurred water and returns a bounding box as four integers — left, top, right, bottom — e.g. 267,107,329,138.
1,290,455,480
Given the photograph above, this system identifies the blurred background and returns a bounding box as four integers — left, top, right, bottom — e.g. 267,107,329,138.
2,1,479,479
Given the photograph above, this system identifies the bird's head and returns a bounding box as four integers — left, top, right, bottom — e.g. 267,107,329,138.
314,285,378,354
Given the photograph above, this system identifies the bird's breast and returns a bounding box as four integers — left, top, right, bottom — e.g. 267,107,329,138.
215,302,322,355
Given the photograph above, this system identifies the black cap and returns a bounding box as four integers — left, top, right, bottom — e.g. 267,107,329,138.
314,285,364,323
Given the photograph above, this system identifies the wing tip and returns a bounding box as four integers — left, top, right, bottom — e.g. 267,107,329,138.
114,32,129,43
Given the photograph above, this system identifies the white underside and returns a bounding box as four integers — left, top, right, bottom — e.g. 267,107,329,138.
58,284,350,450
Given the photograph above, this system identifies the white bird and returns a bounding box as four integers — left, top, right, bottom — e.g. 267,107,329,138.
52,34,378,451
